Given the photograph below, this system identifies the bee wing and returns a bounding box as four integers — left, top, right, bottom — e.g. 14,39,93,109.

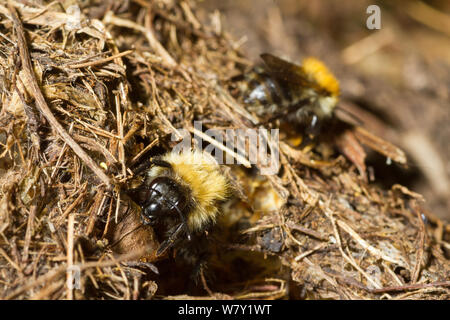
260,53,316,89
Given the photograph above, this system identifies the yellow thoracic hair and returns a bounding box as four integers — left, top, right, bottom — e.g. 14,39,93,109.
302,57,340,97
149,150,229,232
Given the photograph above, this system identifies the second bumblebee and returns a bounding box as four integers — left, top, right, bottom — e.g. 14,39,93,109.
232,53,340,142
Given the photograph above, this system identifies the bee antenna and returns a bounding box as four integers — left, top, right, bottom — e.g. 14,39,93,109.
156,223,185,256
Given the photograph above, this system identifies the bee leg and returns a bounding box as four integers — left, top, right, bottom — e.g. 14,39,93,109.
259,99,308,125
132,158,172,176
148,159,172,169
177,233,211,283
156,223,184,256
290,105,323,147
191,253,209,284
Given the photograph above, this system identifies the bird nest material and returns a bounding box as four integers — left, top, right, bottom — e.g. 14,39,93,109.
0,0,449,300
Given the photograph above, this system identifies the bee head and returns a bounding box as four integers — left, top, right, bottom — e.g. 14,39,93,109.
127,176,189,227
144,177,189,225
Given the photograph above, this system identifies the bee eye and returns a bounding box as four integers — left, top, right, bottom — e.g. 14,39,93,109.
141,186,166,219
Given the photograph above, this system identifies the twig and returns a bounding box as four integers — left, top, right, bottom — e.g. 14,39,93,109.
67,50,133,69
286,221,329,241
115,92,126,178
21,203,37,263
0,247,22,274
66,213,75,300
234,278,286,300
129,138,159,166
370,281,450,294
294,243,327,262
200,269,214,297
8,4,112,188
13,71,41,155
86,189,106,236
102,195,114,238
411,201,426,284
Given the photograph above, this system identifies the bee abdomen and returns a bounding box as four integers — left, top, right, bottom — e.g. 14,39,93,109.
243,70,290,108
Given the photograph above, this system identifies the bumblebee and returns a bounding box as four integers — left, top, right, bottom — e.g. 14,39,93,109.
233,53,339,143
126,150,229,266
